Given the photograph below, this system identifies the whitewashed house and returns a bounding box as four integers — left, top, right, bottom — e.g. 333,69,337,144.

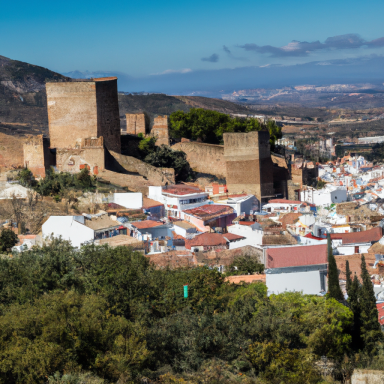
227,222,263,249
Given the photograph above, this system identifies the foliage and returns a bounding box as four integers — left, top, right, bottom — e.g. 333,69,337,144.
144,145,193,182
138,136,157,157
316,179,326,190
16,167,36,187
359,255,384,354
33,167,96,197
169,108,282,148
225,255,264,276
0,228,18,252
0,239,377,383
327,234,344,301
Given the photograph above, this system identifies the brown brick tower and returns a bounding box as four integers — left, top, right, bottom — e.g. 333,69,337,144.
224,131,274,202
152,115,170,146
126,113,146,135
46,77,121,153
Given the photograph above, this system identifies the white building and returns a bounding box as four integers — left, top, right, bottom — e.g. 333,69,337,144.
300,186,347,206
113,192,142,209
215,194,259,215
148,185,209,218
227,222,263,249
262,199,302,213
42,216,94,248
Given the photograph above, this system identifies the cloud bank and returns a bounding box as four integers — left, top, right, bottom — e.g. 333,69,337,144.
201,53,219,62
239,34,384,57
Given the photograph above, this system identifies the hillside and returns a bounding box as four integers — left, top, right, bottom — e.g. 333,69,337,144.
0,55,251,138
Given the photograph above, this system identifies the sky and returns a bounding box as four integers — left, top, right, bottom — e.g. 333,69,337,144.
2,0,384,93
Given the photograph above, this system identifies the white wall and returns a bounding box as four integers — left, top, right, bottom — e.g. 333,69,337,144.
337,244,370,255
42,216,94,248
266,270,324,295
228,223,263,249
114,193,143,209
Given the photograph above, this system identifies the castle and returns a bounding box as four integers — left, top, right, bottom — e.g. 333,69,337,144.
21,76,290,199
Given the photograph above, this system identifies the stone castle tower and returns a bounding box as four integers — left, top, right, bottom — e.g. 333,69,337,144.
152,115,169,146
126,113,146,135
224,131,274,202
46,77,121,153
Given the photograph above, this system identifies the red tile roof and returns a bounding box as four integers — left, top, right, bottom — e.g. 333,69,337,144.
330,227,382,244
162,184,205,196
268,198,302,205
238,221,257,226
186,233,228,249
183,204,233,219
266,244,327,269
222,233,245,241
131,220,164,229
304,233,325,240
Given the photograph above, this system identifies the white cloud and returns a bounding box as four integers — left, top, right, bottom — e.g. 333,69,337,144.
151,68,192,76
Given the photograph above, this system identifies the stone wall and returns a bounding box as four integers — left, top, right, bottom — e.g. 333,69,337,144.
56,137,105,175
0,133,25,170
23,135,46,177
46,77,121,153
152,115,169,146
126,113,145,135
224,131,274,201
352,369,384,384
108,150,175,186
171,141,226,178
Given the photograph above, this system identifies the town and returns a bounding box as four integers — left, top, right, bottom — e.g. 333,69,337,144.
1,74,384,381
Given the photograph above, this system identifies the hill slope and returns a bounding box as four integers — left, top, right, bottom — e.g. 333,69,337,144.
0,55,250,138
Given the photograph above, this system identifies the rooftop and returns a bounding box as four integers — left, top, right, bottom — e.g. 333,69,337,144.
225,274,266,284
185,232,243,249
143,197,163,208
266,244,327,269
173,220,197,230
162,184,205,196
183,204,234,219
268,198,302,205
95,234,144,248
131,220,164,229
330,227,382,244
85,215,120,231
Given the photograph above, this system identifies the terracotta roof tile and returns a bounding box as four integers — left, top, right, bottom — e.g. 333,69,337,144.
330,227,382,244
266,244,327,269
131,220,164,229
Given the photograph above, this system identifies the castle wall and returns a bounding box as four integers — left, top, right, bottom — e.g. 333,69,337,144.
0,133,25,170
126,113,145,135
171,141,226,178
224,131,274,201
152,115,169,146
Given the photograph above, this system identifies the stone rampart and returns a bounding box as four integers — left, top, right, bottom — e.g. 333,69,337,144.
108,150,175,186
0,133,25,170
23,135,45,177
171,141,226,178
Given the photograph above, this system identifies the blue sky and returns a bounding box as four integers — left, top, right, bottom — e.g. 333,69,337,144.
2,0,384,92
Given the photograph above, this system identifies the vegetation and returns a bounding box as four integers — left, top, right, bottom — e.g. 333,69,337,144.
327,234,344,301
169,108,282,148
225,255,264,276
0,228,18,252
17,167,97,198
0,240,382,383
137,137,193,182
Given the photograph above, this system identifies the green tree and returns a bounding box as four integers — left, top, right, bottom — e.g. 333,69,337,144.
0,228,18,252
346,260,352,294
327,233,344,301
138,136,157,157
359,255,383,354
225,255,264,276
17,167,36,187
348,274,362,351
144,145,193,181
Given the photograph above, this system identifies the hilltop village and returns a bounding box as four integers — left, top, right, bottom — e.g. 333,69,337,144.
2,76,384,325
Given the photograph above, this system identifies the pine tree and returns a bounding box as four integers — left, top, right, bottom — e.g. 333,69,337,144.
348,273,362,351
345,260,352,295
327,233,344,301
359,255,383,354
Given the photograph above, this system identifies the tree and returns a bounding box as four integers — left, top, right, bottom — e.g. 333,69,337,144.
225,255,264,276
16,167,36,187
0,228,18,252
359,255,383,354
144,145,193,182
327,233,344,301
345,260,352,294
348,274,362,351
138,136,157,158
